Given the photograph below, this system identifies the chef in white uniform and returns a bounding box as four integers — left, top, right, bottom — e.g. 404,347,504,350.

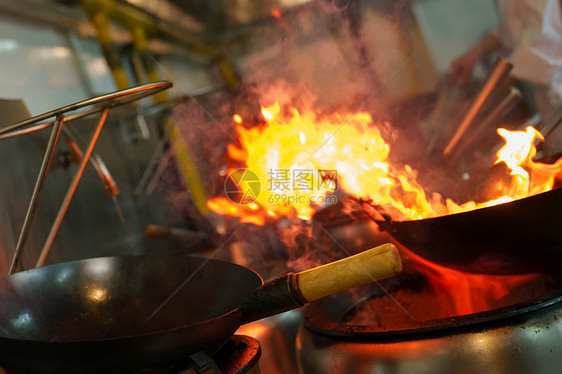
451,0,562,155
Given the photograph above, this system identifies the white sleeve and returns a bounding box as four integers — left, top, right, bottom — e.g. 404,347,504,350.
508,0,562,86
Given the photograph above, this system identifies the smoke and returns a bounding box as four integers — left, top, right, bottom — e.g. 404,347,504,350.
279,221,339,272
162,1,436,276
233,1,409,114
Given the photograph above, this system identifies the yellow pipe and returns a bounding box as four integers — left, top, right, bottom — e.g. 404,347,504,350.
81,0,239,87
168,124,210,215
82,0,158,38
90,11,129,90
132,26,167,102
132,26,209,215
84,2,215,215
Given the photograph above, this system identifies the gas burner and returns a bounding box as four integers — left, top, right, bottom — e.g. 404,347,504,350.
1,336,260,374
298,254,562,374
304,268,562,337
136,335,261,374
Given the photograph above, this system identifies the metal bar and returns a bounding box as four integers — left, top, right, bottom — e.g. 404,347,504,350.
425,80,462,155
35,109,109,268
538,105,562,139
133,121,175,196
0,81,171,137
0,122,51,140
145,148,174,196
0,108,105,140
137,53,210,214
9,114,65,274
62,125,119,196
451,86,522,160
443,57,513,156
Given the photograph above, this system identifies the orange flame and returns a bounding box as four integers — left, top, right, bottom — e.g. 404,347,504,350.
494,126,562,196
208,104,562,225
271,8,282,19
403,246,539,316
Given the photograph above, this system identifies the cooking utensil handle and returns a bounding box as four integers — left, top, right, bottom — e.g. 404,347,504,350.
296,242,402,301
443,56,512,156
239,243,402,324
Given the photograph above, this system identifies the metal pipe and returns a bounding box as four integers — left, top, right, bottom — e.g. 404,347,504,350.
35,109,109,268
537,105,562,139
450,86,522,160
62,125,119,196
145,148,175,195
443,57,513,156
143,224,209,240
0,82,172,137
9,114,65,274
133,121,175,196
0,108,105,140
425,80,462,155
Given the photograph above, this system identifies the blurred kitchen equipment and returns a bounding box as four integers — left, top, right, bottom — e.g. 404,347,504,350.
443,57,513,157
363,187,562,274
62,125,119,197
143,224,209,240
61,125,125,222
450,86,522,160
0,243,401,374
292,201,562,374
538,105,562,139
299,282,562,374
0,81,172,274
424,76,463,155
535,104,562,155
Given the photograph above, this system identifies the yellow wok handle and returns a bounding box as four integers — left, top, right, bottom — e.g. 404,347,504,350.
296,243,402,301
239,243,402,325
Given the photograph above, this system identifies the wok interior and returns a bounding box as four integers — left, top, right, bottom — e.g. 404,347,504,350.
0,256,262,342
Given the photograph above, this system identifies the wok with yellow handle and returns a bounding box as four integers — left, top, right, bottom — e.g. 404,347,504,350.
0,244,401,373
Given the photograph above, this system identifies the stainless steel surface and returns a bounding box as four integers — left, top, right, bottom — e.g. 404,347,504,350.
297,299,562,374
8,114,64,274
443,57,513,156
35,108,109,268
237,310,304,374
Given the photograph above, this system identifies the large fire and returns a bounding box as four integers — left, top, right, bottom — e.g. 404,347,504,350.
208,103,562,225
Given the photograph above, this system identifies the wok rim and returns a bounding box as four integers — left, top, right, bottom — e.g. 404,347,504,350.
0,254,264,344
375,186,561,226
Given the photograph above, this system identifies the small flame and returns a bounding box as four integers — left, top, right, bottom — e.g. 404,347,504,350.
209,103,562,225
233,114,243,124
261,104,277,121
494,126,562,196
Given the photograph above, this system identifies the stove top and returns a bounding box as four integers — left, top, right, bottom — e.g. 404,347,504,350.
1,335,261,374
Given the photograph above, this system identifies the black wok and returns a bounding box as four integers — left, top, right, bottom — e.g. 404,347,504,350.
0,243,401,373
365,188,562,275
